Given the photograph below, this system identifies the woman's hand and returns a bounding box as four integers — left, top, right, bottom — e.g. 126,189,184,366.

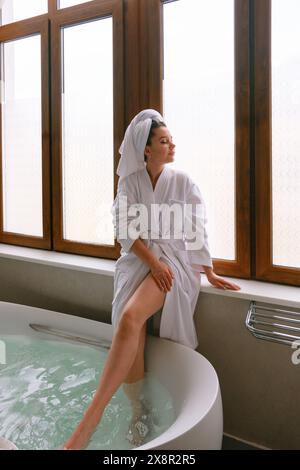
206,272,241,290
150,260,175,293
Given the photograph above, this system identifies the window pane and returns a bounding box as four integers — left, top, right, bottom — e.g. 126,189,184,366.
1,35,43,236
61,18,114,245
58,0,90,8
163,0,235,260
0,0,47,26
272,0,300,268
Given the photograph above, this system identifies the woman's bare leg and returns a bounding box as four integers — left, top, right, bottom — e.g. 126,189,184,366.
122,322,146,410
123,321,147,385
122,323,148,446
63,273,165,450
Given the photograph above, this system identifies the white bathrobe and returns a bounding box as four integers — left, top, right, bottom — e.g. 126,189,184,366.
111,165,213,349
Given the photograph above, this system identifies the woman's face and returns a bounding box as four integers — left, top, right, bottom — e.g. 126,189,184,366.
145,126,176,166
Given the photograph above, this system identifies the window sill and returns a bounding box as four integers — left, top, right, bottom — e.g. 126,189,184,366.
0,243,299,309
0,243,115,277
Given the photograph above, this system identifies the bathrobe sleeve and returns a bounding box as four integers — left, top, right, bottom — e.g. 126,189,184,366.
185,181,213,272
111,176,140,253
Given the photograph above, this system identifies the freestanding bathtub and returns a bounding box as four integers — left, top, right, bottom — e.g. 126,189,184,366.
0,300,223,450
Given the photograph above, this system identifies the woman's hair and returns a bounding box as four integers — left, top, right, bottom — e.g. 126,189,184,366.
144,119,167,162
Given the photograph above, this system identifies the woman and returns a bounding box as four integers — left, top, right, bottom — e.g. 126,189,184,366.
63,109,240,450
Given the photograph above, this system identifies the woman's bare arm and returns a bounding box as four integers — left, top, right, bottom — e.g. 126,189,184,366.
130,238,159,268
202,265,240,290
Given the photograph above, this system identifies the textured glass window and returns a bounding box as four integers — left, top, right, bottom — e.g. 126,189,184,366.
272,0,300,268
163,0,235,260
58,0,90,8
0,0,47,26
1,35,43,236
61,17,114,245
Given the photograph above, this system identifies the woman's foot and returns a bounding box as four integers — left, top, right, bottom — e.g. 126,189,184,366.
126,399,153,447
63,419,98,450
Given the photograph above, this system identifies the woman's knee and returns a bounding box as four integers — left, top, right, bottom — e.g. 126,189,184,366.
118,307,143,334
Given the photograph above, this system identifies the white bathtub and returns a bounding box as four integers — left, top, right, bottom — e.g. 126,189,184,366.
0,301,223,450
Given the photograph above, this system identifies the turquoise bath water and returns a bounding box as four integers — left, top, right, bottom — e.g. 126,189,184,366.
0,335,175,450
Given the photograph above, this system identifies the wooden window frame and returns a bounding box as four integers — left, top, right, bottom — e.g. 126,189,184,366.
254,0,300,286
51,0,124,258
0,15,51,249
0,0,125,258
1,0,299,287
140,0,251,279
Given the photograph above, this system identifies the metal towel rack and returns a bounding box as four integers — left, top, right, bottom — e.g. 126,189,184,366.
245,301,300,346
29,323,111,350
